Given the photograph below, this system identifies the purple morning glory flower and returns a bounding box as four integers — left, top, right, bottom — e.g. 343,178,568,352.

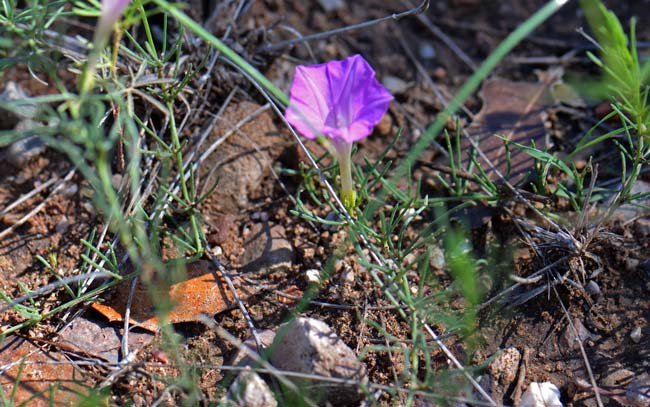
285,54,393,212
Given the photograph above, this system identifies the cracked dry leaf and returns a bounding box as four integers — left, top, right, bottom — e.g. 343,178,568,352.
461,77,554,185
91,260,256,332
0,337,92,407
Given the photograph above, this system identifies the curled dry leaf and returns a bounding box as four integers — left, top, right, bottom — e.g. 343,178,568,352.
91,260,258,332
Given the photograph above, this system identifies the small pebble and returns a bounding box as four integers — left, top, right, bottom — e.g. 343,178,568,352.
251,211,269,222
429,244,446,269
340,268,354,286
585,280,601,298
317,0,344,12
222,368,278,407
634,218,650,236
419,43,436,60
488,347,521,386
6,135,45,168
403,207,418,222
55,217,70,234
305,269,320,285
375,113,392,136
433,67,447,80
81,201,96,215
60,183,78,198
402,252,417,268
111,173,123,190
519,382,562,407
322,212,340,231
626,258,640,272
631,326,642,343
560,318,596,350
269,317,368,405
382,76,412,95
0,81,35,129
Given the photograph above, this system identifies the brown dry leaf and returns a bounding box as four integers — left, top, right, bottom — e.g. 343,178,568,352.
461,77,554,184
91,260,256,332
0,337,93,407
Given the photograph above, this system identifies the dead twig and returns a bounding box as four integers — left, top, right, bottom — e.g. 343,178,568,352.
259,0,429,53
511,347,531,405
207,247,263,353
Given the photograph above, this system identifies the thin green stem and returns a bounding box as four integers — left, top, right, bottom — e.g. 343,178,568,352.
166,101,203,254
152,0,289,106
334,140,356,212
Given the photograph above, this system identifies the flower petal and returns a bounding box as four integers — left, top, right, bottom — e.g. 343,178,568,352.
102,0,131,23
285,64,331,139
285,54,393,143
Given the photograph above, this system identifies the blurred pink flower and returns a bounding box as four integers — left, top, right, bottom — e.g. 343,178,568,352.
78,0,131,94
284,55,393,212
95,0,131,47
285,54,393,144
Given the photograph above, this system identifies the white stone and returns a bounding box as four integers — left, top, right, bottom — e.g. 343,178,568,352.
305,269,320,285
269,317,367,405
222,368,277,407
519,382,562,407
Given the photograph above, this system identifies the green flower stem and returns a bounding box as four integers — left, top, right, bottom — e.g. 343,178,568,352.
333,140,356,213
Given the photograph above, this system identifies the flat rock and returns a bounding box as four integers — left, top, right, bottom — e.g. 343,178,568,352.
241,222,294,275
461,78,552,185
487,347,520,403
230,329,277,367
90,260,255,332
222,368,277,407
58,314,154,364
269,317,368,405
602,368,634,388
197,101,286,213
559,318,597,352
